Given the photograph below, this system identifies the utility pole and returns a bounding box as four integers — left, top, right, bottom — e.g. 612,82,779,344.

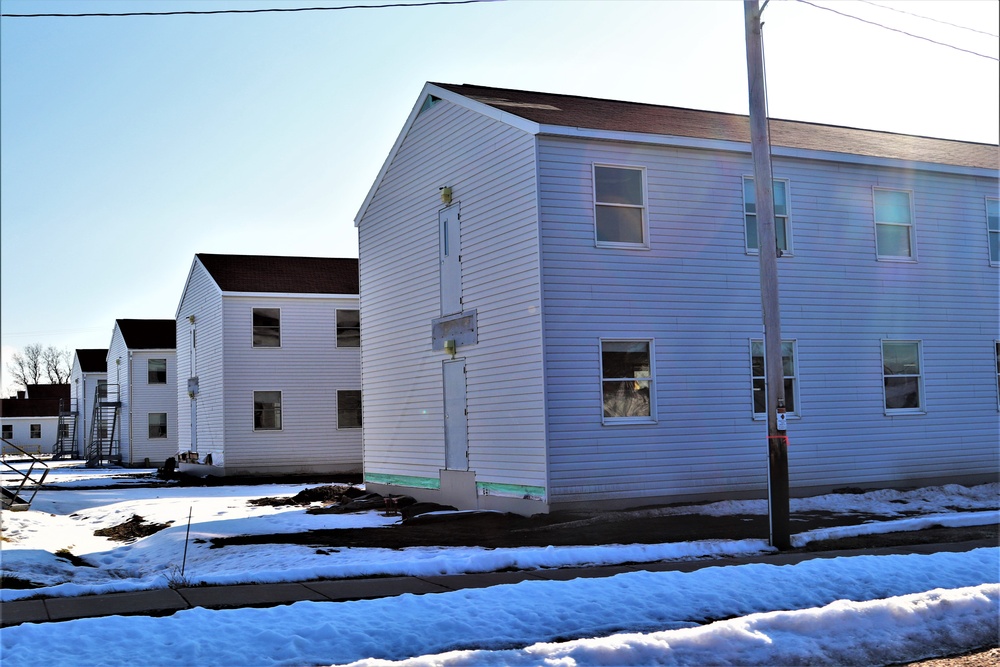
744,0,790,550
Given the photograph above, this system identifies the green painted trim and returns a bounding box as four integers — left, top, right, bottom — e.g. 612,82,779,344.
477,481,547,501
364,473,440,490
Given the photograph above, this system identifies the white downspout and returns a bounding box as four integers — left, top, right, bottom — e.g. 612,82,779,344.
128,351,134,466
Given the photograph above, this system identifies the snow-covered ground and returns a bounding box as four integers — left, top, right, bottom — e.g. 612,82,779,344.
1,461,998,667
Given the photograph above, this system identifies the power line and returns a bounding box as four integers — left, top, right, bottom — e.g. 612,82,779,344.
793,0,999,62
858,0,999,40
1,0,493,18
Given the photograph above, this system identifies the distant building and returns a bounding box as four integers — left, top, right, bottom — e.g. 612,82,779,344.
355,82,999,514
174,253,361,476
1,384,70,454
105,319,177,467
66,349,108,458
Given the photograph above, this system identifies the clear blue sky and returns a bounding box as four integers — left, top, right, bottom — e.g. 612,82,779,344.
2,0,997,394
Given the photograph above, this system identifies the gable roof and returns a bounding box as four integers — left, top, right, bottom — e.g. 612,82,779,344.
196,254,359,295
430,83,998,171
1,384,70,418
75,349,108,373
116,319,176,350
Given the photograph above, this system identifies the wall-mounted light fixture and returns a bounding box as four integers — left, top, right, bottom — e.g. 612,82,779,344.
188,315,196,323
439,186,453,206
443,339,456,356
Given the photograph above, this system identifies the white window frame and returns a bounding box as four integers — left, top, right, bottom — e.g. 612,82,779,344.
994,341,999,411
743,176,792,256
750,338,799,420
986,198,999,267
336,309,361,348
593,164,649,249
253,390,283,431
881,340,925,414
600,338,656,425
147,412,168,439
1,425,11,439
147,358,167,385
873,188,917,261
336,389,363,429
29,424,41,439
252,307,281,348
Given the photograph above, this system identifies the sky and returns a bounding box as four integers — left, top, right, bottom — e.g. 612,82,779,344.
0,466,997,665
1,0,998,395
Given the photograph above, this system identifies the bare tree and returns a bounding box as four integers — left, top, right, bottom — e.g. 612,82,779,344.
43,346,72,384
6,343,44,389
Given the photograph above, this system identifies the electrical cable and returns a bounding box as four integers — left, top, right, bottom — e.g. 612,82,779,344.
792,0,999,62
858,0,999,39
1,0,494,18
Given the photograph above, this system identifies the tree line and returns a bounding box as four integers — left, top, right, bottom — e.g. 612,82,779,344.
6,344,72,390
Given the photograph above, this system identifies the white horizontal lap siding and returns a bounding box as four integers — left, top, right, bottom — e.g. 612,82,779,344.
176,262,225,456
127,350,178,466
221,295,360,472
106,329,130,454
359,99,545,486
539,135,998,504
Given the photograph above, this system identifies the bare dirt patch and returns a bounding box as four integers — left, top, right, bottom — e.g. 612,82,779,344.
94,514,172,542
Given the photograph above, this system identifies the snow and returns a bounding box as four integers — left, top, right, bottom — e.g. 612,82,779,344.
1,462,998,666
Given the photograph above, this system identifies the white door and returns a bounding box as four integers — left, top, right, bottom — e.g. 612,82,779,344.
439,204,462,316
443,359,468,470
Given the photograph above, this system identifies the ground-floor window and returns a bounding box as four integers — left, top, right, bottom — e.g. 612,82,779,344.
29,424,41,438
600,339,654,423
1,425,11,439
882,340,923,412
59,423,70,438
148,413,167,439
254,391,282,430
750,339,798,418
337,390,362,429
995,341,1000,410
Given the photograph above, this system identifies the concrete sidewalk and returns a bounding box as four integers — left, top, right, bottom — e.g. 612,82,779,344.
2,538,994,628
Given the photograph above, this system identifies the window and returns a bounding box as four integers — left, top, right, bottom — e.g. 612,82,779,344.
97,381,108,400
750,339,798,417
987,198,999,265
873,188,915,259
601,340,654,422
882,341,923,412
743,177,790,253
148,413,167,439
148,359,167,384
337,390,362,429
337,309,361,348
30,424,41,439
252,308,281,347
2,425,11,439
59,423,70,438
995,342,1000,410
253,391,282,430
594,165,647,247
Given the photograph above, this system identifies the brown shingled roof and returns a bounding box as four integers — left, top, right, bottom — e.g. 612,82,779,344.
197,254,359,295
75,349,108,373
432,83,998,171
116,320,176,350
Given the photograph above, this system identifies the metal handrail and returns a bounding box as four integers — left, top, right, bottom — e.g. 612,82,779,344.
0,436,50,509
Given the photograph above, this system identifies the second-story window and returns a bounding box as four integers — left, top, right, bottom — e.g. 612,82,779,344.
252,308,281,348
337,309,360,348
743,177,790,254
873,188,915,259
148,359,167,384
986,198,999,266
594,165,647,247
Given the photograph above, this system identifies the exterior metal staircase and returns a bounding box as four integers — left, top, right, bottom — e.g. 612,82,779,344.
86,384,122,467
52,398,78,460
1,438,49,511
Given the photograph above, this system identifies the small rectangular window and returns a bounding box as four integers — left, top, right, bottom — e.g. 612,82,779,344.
252,308,281,347
594,165,647,247
59,423,70,438
254,391,282,430
29,424,41,439
987,198,999,265
874,189,915,259
750,339,798,417
882,340,923,412
148,359,167,384
743,177,790,253
337,310,361,348
148,413,167,439
2,425,12,439
601,340,654,422
337,390,362,429
995,342,999,410
97,381,108,400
